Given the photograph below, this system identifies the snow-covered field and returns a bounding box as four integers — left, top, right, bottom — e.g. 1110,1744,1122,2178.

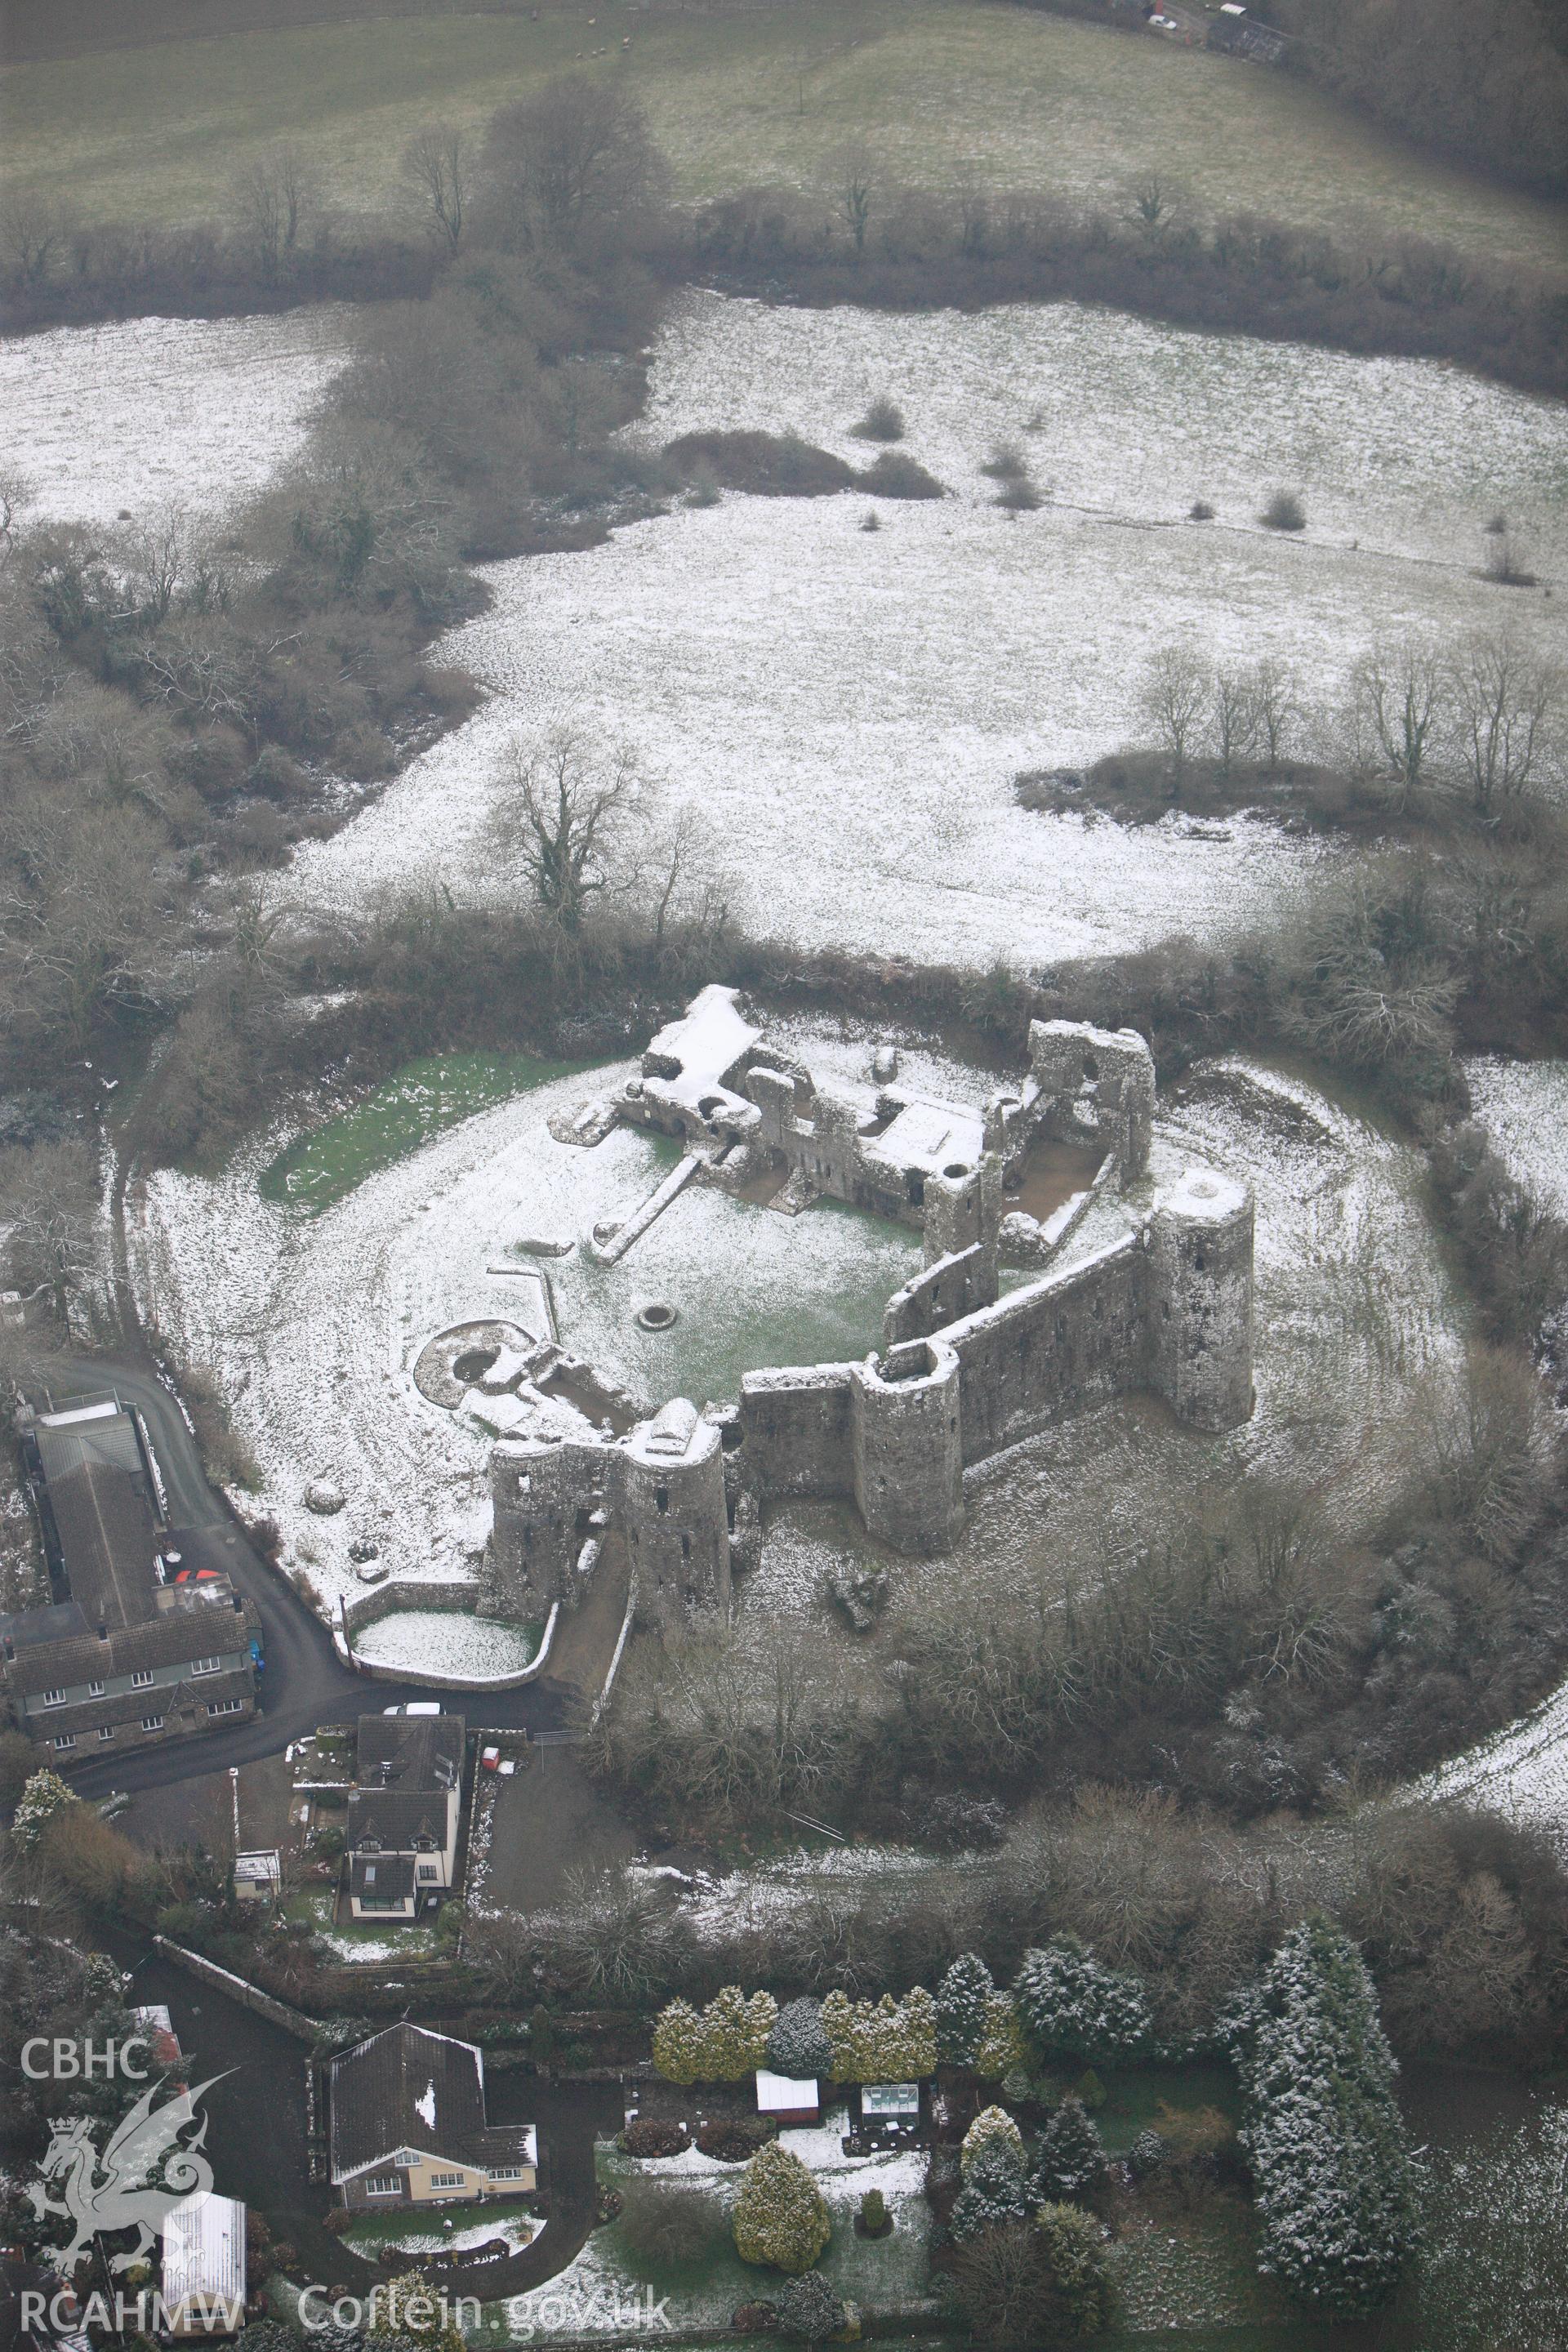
1463,1057,1568,1219
1422,1686,1568,1848
0,308,351,528
130,1040,1464,1636
287,293,1566,971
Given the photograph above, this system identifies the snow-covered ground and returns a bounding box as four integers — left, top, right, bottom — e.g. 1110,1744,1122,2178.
131,1040,1464,1637
0,308,351,528
350,1608,539,1677
287,293,1565,971
1421,1686,1568,1848
1463,1057,1568,1219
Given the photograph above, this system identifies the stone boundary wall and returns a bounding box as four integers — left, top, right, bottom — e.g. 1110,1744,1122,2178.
336,1580,559,1688
152,1936,318,2041
883,1243,991,1348
337,1577,479,1638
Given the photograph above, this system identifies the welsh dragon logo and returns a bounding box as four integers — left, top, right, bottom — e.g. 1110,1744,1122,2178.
27,2074,232,2271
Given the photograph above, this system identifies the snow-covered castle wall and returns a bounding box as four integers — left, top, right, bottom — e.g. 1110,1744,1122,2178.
482,992,1254,1618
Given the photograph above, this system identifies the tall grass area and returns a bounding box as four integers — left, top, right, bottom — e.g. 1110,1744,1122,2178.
2,0,1563,275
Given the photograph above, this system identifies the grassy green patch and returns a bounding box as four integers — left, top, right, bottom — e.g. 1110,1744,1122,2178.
1089,2059,1245,2156
260,1049,586,1215
3,2,1561,273
283,1885,439,1954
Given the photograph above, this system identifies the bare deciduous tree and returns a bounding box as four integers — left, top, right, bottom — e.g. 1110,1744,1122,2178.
1139,646,1210,783
1350,639,1444,811
1213,665,1258,776
490,728,641,930
833,141,876,256
400,122,470,251
1247,655,1299,769
0,192,78,290
229,148,322,280
0,1138,101,1331
480,80,667,252
1448,632,1561,820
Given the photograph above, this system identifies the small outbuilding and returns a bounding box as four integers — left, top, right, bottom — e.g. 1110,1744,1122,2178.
859,2082,921,2130
755,2069,822,2127
160,2192,247,2336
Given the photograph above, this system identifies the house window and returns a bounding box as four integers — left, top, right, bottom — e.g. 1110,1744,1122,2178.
429,2172,465,2191
87,1680,105,1697
51,1733,76,1751
488,2167,523,2182
190,1657,222,1677
131,1670,155,1690
365,2177,403,2198
416,1864,439,1882
97,1726,115,1743
140,1714,165,1733
207,1698,243,1717
42,1688,65,1708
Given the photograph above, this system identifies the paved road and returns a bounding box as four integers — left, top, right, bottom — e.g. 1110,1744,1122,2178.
38,1355,574,1800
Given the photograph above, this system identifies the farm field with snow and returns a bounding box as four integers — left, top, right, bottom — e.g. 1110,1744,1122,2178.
127,1031,1465,1642
287,293,1566,973
0,307,352,528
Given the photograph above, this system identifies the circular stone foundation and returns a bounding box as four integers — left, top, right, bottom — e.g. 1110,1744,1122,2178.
413,1318,533,1408
635,1300,679,1332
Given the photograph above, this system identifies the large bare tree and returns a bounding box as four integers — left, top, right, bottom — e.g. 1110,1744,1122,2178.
1448,631,1561,821
400,122,470,251
1350,639,1444,811
491,728,641,930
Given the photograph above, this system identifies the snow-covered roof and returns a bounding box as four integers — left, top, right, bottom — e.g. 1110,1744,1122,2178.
755,2070,820,2112
161,2192,247,2314
862,1097,986,1180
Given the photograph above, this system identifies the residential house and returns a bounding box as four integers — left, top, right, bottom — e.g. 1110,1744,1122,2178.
345,1713,465,1922
0,1403,261,1756
327,2024,537,2210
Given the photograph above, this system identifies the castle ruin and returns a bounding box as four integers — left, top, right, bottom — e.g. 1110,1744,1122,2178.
481,988,1253,1626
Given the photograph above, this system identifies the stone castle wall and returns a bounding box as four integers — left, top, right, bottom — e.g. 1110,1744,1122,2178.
482,1000,1255,1623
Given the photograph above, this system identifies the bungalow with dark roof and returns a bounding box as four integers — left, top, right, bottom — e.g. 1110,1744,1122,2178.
327,2024,536,2209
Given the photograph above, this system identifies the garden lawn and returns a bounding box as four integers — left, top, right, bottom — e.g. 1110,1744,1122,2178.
3,1,1562,274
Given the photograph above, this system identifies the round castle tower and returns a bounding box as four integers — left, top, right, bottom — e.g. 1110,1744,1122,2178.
852,1337,964,1556
621,1399,732,1623
1147,1166,1254,1431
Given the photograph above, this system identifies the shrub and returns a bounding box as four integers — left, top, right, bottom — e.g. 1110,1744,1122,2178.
1033,2097,1106,2203
860,507,881,531
10,1767,77,1848
858,2187,889,2235
618,2180,719,2265
684,462,721,508
1013,1939,1152,2065
980,441,1028,481
530,2002,555,2064
949,2141,1037,2243
1222,1915,1419,2315
821,1985,938,2082
962,2105,1028,2178
1188,499,1215,521
1127,2129,1167,2180
1260,488,1307,532
849,395,906,442
733,2140,831,2275
652,1986,777,2083
974,1992,1026,2081
1036,2202,1116,2337
858,449,945,500
663,429,855,498
696,2117,775,2162
774,2269,846,2341
937,1952,996,2067
995,477,1043,512
768,1996,834,2082
619,2118,692,2158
